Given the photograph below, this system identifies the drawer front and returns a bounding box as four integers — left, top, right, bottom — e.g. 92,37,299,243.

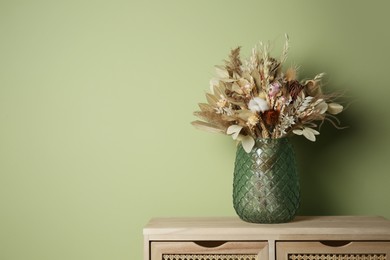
151,241,268,260
277,241,390,260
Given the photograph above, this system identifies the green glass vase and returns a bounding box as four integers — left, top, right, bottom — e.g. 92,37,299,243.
233,138,300,223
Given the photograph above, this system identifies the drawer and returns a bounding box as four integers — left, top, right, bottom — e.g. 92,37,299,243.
151,241,268,260
277,241,390,260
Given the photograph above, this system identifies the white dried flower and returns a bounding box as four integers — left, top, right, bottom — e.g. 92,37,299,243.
248,97,269,113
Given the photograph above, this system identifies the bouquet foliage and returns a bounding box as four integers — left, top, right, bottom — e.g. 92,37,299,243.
192,36,344,152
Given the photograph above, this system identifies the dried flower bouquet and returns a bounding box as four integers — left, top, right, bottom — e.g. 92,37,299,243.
192,36,344,152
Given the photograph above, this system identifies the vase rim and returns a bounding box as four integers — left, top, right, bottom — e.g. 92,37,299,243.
254,137,289,141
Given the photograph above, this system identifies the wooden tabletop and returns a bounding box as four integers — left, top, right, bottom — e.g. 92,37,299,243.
144,216,390,241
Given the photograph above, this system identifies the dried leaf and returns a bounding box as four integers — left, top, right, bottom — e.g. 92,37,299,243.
219,78,236,83
227,125,243,140
221,114,237,122
225,47,242,75
213,85,224,98
292,129,303,135
236,110,255,120
231,82,242,94
238,135,255,153
293,127,319,141
206,93,218,106
251,69,261,88
303,127,319,141
316,101,328,114
191,121,225,134
209,78,219,92
215,65,229,78
303,128,316,141
198,103,213,112
327,103,343,115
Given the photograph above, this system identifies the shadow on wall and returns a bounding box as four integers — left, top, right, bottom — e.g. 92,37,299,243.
291,89,366,216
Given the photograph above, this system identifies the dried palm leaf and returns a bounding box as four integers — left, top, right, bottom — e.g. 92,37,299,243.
215,65,229,79
224,47,242,75
236,110,255,121
205,93,218,106
198,103,214,112
191,121,226,134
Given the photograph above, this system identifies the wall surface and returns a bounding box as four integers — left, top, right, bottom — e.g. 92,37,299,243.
1,1,390,259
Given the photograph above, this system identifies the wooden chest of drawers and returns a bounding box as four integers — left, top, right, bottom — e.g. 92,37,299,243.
143,216,390,260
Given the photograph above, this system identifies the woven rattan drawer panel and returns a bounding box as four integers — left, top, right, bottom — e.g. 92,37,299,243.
276,242,390,260
162,254,257,260
288,254,385,260
151,241,268,260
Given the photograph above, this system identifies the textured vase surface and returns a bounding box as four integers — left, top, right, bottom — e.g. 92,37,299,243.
233,138,300,224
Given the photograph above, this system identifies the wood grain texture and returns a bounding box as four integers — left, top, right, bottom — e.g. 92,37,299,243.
144,216,390,260
144,216,390,240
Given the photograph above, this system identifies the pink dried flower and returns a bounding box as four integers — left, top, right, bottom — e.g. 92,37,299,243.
268,81,281,97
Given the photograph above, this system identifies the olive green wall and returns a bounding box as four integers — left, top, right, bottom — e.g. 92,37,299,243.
1,0,389,259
